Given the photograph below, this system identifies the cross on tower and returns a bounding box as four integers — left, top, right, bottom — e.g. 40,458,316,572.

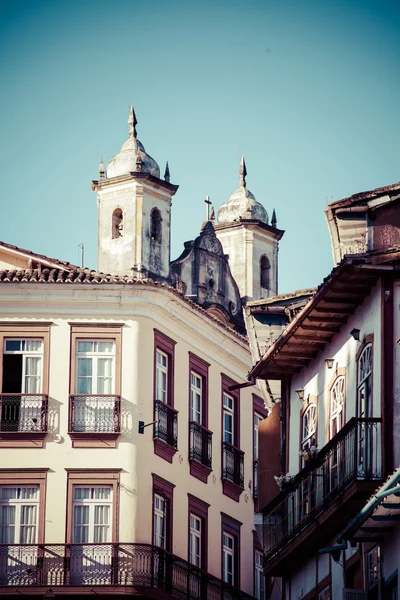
205,195,212,221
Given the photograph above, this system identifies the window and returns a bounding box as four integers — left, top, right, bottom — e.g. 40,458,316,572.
72,486,112,543
189,354,211,482
221,376,244,501
150,208,162,242
188,494,209,571
69,325,122,448
66,470,119,544
0,324,50,446
318,586,331,600
358,343,372,419
260,255,270,290
254,550,265,600
152,474,174,552
330,376,345,438
221,513,241,589
153,330,177,463
76,340,115,395
253,396,267,500
367,545,381,591
0,486,39,544
112,208,123,239
301,403,317,451
189,514,201,567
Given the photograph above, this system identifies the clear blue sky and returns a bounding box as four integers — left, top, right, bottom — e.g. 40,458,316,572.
0,0,399,293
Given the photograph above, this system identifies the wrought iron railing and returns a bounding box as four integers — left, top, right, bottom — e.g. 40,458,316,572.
262,418,382,563
0,542,254,598
0,394,48,432
189,422,212,469
222,442,244,488
154,401,178,448
69,395,121,433
253,459,259,499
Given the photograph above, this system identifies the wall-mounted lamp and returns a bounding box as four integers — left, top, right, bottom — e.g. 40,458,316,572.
295,388,305,401
350,328,360,341
325,358,334,369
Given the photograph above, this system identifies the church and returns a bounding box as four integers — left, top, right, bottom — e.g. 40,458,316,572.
0,107,283,599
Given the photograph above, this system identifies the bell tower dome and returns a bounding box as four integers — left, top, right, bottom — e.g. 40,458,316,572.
215,157,284,303
92,107,178,278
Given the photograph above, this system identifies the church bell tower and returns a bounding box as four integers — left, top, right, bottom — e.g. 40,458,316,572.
92,107,178,278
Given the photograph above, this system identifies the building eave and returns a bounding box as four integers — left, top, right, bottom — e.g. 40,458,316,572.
92,172,179,194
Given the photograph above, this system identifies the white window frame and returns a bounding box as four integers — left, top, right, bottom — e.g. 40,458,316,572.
358,344,372,418
72,486,112,544
153,493,166,549
330,376,345,438
0,485,39,544
3,339,43,394
75,340,115,395
189,513,202,567
223,393,234,445
222,532,234,585
254,550,265,600
301,404,317,451
367,545,381,590
156,350,168,404
190,372,202,424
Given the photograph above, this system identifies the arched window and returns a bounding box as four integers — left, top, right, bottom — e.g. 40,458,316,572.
301,403,317,451
151,208,162,243
358,344,372,418
260,255,270,289
330,376,345,438
112,208,123,239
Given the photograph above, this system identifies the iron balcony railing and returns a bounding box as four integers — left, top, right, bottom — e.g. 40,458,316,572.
154,401,178,448
189,422,212,469
263,418,382,563
222,442,244,488
0,542,254,599
0,394,48,433
69,395,121,433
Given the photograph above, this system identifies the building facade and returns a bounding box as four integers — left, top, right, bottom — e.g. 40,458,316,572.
249,181,400,600
0,107,282,599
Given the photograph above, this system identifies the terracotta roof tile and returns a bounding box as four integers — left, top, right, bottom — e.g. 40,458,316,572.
0,241,80,270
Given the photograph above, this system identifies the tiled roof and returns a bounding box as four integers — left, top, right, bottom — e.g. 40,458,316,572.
0,268,248,342
0,241,79,270
327,180,400,210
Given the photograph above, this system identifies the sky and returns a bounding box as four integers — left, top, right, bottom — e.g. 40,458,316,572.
0,0,399,294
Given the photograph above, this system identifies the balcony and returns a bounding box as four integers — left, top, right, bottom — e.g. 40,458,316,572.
0,394,48,447
253,459,259,499
189,421,212,483
68,395,121,448
222,442,244,502
262,418,383,576
153,401,178,463
0,542,254,599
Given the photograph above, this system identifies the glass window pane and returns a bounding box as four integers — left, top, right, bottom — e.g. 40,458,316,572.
77,358,92,377
97,341,114,353
98,358,112,377
25,340,42,352
77,341,94,353
5,340,21,352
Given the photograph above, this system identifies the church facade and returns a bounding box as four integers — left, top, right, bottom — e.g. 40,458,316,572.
0,107,281,599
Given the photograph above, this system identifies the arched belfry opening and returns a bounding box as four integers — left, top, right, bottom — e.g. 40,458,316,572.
112,208,123,239
151,208,162,242
260,255,270,289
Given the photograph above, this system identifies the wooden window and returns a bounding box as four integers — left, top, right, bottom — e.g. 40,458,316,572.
357,342,373,419
153,330,177,463
152,474,174,552
367,545,381,591
221,513,241,589
221,375,244,502
330,376,345,439
253,396,267,501
188,353,211,482
0,470,47,544
300,399,318,466
66,470,120,543
0,323,50,447
69,324,122,448
188,494,209,572
254,550,265,599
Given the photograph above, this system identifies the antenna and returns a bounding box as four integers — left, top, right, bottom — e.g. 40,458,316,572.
78,243,84,268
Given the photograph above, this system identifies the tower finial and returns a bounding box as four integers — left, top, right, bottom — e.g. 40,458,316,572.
271,208,277,227
164,161,170,183
239,156,247,188
99,155,105,179
128,106,138,138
